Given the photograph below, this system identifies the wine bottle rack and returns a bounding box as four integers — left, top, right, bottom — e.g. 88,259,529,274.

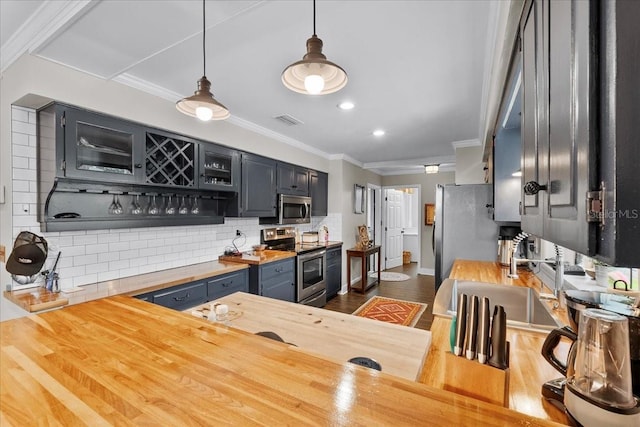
145,132,195,187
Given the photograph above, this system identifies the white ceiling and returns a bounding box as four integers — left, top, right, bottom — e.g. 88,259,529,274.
1,0,500,175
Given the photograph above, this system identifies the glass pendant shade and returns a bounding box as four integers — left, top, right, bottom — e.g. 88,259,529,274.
282,35,347,95
176,76,229,121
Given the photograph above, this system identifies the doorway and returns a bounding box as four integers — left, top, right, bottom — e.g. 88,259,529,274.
381,185,421,272
366,184,381,274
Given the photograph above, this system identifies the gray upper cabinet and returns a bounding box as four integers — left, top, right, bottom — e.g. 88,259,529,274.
597,0,640,266
520,0,597,256
241,153,277,217
277,162,309,196
519,0,639,266
309,170,328,217
198,142,240,192
43,104,145,184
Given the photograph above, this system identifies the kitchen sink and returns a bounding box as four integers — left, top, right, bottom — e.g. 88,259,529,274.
434,279,561,331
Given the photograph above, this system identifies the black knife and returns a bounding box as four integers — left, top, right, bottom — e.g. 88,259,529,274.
454,293,467,356
477,297,491,364
488,305,508,370
465,295,479,360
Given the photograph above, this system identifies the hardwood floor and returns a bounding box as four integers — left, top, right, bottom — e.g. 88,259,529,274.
323,263,435,330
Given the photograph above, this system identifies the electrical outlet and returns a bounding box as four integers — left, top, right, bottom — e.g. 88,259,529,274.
236,229,241,237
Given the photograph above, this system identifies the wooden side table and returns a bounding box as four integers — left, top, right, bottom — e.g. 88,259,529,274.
346,245,381,293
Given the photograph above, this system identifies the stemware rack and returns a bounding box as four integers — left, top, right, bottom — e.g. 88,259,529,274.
38,178,237,232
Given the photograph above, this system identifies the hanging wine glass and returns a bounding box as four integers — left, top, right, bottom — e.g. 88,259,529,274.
165,195,176,215
108,194,118,215
115,195,123,215
130,194,142,215
148,195,159,215
109,194,123,215
178,195,188,215
191,196,200,215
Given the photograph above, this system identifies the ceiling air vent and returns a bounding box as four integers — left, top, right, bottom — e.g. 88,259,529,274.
274,114,304,126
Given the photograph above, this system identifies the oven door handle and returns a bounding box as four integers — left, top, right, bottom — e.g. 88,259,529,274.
298,249,326,261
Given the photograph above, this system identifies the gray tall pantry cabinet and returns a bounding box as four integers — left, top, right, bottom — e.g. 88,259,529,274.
519,0,639,266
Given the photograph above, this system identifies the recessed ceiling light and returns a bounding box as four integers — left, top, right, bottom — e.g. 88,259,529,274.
373,129,385,137
338,101,355,110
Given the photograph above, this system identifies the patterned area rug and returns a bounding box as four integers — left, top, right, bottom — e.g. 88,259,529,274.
352,296,428,327
370,272,411,282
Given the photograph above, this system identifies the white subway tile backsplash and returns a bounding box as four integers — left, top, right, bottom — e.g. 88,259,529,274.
86,243,110,255
109,242,131,254
73,254,98,267
98,251,120,263
73,234,98,246
12,144,36,159
109,260,130,271
97,233,120,244
12,108,30,123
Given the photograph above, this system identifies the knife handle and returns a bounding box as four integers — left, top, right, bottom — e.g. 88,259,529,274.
465,295,479,360
488,305,508,369
477,297,491,363
454,293,467,356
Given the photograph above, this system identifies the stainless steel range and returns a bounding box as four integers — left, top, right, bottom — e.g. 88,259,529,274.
262,227,327,307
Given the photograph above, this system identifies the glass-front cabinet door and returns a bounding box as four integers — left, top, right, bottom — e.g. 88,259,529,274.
63,106,144,183
198,142,239,192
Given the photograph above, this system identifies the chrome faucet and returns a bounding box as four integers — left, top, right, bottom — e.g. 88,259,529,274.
508,233,564,299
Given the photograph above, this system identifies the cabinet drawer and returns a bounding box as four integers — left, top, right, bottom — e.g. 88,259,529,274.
152,282,207,310
260,259,294,282
207,270,248,300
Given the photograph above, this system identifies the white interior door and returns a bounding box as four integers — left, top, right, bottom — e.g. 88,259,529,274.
384,188,403,269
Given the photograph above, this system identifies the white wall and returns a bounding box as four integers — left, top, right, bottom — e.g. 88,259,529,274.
455,146,487,184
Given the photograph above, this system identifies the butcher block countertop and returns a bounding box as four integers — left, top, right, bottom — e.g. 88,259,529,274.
421,259,571,425
218,249,296,265
0,295,560,426
3,260,248,313
191,292,430,381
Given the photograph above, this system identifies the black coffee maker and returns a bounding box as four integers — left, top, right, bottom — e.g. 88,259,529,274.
541,290,640,405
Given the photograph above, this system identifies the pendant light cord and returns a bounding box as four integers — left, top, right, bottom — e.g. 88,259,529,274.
202,0,206,76
312,0,316,36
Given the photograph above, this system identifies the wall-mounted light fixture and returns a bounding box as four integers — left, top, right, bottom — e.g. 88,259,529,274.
512,169,522,177
424,165,439,174
176,0,230,121
282,0,347,95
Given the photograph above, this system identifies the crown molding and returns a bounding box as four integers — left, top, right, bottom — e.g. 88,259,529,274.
328,154,363,168
1,0,94,73
114,73,332,160
451,139,481,149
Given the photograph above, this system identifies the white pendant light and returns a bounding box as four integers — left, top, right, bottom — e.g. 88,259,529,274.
282,0,347,95
176,0,229,121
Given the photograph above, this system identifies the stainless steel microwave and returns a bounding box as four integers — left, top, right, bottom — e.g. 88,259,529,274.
279,195,311,224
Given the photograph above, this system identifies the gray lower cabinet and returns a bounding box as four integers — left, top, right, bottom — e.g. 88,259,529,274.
207,269,249,300
135,269,249,311
249,258,296,303
150,281,207,311
326,245,342,300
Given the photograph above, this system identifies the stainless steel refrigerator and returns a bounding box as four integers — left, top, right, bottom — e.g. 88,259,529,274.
434,184,500,291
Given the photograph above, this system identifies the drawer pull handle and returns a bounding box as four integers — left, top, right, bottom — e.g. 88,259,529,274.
173,292,190,301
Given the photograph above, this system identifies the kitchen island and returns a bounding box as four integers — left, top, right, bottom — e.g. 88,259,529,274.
0,294,560,425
